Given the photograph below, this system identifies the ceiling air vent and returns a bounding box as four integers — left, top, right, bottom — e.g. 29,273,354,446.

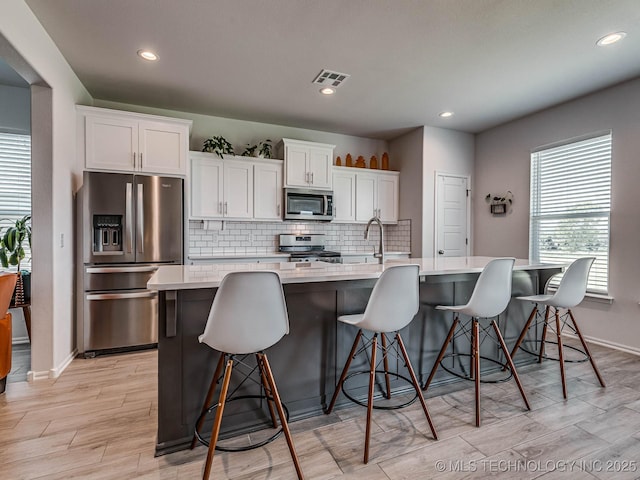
312,69,350,88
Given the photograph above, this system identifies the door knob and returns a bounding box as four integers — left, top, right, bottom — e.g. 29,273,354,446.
438,250,444,255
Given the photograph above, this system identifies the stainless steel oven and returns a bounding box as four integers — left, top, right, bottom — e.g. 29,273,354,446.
284,188,334,221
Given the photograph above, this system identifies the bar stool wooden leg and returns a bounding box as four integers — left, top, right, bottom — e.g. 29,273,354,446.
555,309,568,399
423,317,459,390
568,310,605,388
364,333,377,464
491,320,531,411
191,352,226,449
510,305,538,360
257,353,279,428
473,319,481,427
326,329,363,414
538,306,550,363
396,333,437,440
259,353,305,480
203,358,234,480
381,333,392,399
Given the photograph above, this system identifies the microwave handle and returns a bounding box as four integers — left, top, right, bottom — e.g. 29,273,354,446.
324,195,329,215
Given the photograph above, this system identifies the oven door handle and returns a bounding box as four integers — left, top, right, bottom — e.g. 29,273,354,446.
86,291,157,301
86,266,158,274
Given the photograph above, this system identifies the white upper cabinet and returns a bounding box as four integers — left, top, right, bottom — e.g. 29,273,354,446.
190,155,224,218
333,168,356,222
190,152,254,220
281,138,334,190
79,106,191,176
254,161,283,220
189,152,283,221
352,169,399,224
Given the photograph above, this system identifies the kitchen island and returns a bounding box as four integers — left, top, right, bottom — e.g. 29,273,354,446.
149,257,564,455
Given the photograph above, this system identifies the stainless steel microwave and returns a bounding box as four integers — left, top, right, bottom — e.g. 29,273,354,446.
284,188,334,221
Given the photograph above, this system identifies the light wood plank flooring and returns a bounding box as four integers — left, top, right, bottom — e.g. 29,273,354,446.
1,340,640,479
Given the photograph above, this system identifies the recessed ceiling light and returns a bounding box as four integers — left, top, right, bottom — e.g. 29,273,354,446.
596,31,626,46
320,87,336,95
439,111,454,118
137,49,158,61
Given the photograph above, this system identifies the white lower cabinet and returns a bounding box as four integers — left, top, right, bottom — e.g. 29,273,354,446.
333,167,399,224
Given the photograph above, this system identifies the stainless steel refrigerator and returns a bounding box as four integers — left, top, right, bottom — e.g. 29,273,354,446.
76,171,183,356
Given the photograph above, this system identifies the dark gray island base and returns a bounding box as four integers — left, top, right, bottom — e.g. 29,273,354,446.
154,264,561,456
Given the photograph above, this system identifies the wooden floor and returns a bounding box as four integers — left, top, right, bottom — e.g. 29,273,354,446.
1,340,640,479
8,343,31,383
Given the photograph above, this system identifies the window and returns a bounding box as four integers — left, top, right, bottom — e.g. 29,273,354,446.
529,132,611,294
0,132,32,272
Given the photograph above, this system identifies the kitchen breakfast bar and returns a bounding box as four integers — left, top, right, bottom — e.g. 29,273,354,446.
148,257,563,456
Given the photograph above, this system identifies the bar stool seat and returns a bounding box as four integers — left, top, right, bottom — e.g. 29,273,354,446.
510,257,605,399
191,271,304,480
326,264,438,464
422,258,531,427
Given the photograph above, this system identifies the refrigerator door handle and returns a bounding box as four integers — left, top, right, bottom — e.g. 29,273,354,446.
86,266,158,274
125,182,133,254
137,183,144,253
86,291,158,301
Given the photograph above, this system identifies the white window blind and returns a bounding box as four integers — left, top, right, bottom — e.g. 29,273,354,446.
530,133,611,294
0,132,32,271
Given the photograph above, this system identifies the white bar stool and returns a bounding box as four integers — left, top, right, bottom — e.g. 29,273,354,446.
191,271,304,480
325,264,438,464
422,258,531,427
510,257,605,399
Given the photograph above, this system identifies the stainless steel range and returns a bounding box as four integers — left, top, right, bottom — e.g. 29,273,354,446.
279,234,342,263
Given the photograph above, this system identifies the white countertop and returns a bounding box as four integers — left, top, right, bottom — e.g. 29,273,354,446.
148,256,566,291
188,253,291,260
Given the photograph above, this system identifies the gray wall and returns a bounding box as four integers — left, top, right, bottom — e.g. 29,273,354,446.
390,126,475,257
0,84,30,134
474,77,640,353
0,83,30,342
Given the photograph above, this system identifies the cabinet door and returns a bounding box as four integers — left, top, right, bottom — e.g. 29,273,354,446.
254,162,283,220
377,174,399,224
284,145,309,187
139,121,188,175
308,147,332,189
190,156,223,218
85,114,137,172
355,173,377,222
224,161,254,219
333,169,356,222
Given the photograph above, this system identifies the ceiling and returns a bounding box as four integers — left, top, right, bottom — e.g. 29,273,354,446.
22,0,640,140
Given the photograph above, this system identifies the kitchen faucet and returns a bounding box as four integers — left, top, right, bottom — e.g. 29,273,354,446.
364,216,385,264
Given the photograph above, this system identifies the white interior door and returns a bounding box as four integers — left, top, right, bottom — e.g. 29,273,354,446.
435,173,470,257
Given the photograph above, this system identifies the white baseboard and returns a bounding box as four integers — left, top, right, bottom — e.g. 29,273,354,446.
27,348,78,382
563,332,640,356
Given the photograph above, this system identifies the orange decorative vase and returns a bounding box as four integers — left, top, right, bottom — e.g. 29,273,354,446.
381,152,389,170
355,156,366,168
369,155,378,169
345,153,353,167
335,156,342,166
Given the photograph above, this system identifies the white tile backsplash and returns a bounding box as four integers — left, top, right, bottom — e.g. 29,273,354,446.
188,219,411,257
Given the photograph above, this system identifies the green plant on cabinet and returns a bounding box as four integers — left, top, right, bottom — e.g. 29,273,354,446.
258,139,273,158
202,136,234,159
241,144,258,157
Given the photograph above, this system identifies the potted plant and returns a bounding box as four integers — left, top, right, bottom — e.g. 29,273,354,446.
0,214,31,305
241,144,258,157
258,139,273,159
202,136,234,159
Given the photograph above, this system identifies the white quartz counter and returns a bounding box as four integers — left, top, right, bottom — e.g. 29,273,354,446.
148,256,566,291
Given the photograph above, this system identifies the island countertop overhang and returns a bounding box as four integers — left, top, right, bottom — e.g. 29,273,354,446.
148,256,566,291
